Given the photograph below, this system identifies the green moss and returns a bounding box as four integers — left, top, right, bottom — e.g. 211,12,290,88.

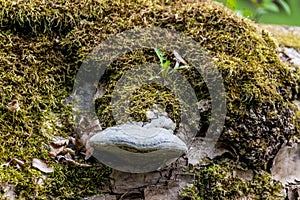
0,0,299,198
277,34,300,49
180,160,284,200
259,25,300,49
43,164,111,199
95,49,183,127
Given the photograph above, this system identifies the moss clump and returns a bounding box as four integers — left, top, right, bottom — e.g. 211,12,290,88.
259,24,300,49
95,49,184,127
0,0,299,199
42,164,111,199
180,160,284,200
92,0,299,169
277,33,300,49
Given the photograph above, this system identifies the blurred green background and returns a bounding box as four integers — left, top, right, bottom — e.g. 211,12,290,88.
216,0,300,26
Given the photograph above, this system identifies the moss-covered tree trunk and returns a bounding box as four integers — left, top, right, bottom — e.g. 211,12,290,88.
1,0,299,199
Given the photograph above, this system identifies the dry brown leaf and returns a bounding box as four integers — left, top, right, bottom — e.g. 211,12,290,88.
62,147,76,156
65,158,92,168
7,99,20,112
51,138,69,147
49,145,65,158
10,158,25,168
48,134,94,167
94,83,106,100
271,143,300,185
32,158,54,173
84,142,94,160
186,138,232,165
57,154,92,168
34,175,47,186
76,116,102,160
78,116,102,134
1,183,16,200
68,136,76,146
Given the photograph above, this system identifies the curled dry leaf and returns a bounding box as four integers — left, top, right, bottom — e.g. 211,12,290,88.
7,99,20,112
32,158,54,173
271,143,300,185
10,158,25,168
186,138,232,165
62,147,76,156
84,142,94,160
1,183,16,200
78,116,102,134
77,115,101,160
173,50,188,65
51,138,69,147
285,182,300,200
49,137,72,158
48,135,93,168
49,145,65,158
94,83,106,100
1,158,26,168
57,154,92,168
34,175,48,186
35,177,44,186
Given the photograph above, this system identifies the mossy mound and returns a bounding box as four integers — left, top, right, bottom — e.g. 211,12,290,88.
0,0,299,199
260,24,300,49
180,159,284,200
